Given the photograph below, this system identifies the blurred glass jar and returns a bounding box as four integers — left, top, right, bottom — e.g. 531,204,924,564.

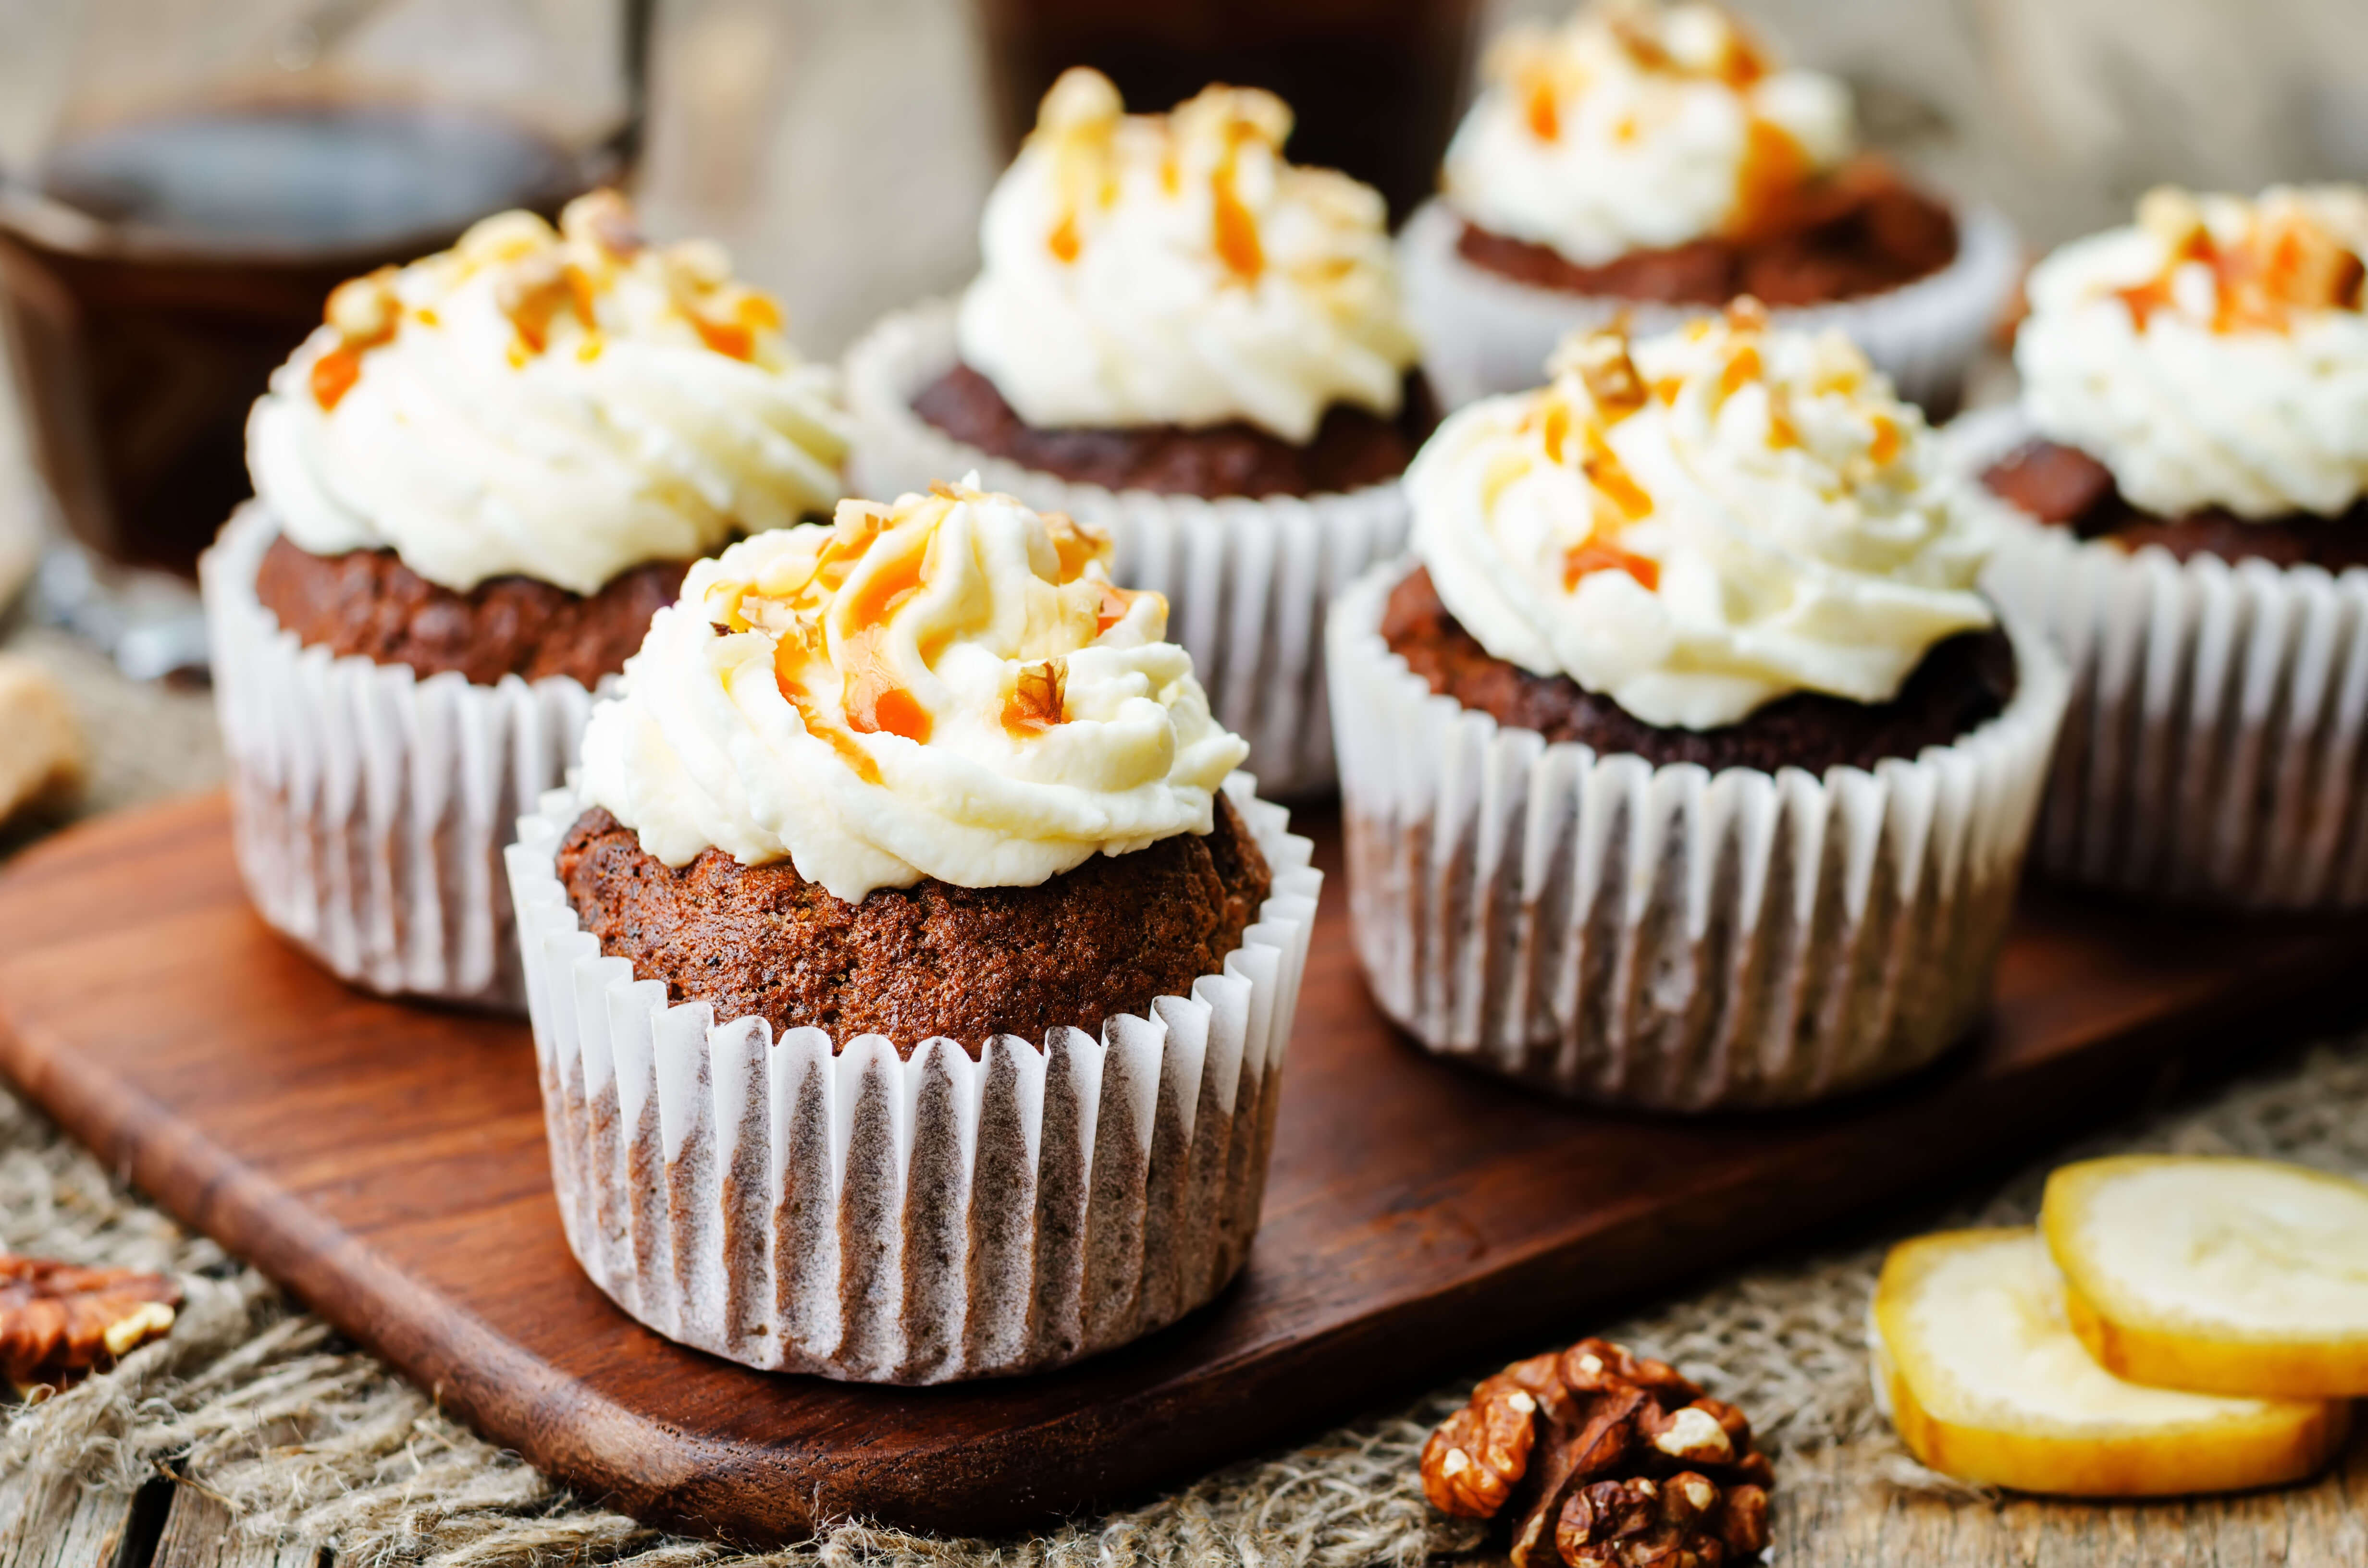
0,0,653,575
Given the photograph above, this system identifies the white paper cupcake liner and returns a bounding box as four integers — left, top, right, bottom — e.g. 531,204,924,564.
1399,198,2023,413
1956,407,2368,907
844,300,1411,799
1327,560,2068,1110
200,503,601,1009
504,772,1320,1384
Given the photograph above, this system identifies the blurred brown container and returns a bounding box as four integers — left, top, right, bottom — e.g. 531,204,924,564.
0,2,651,576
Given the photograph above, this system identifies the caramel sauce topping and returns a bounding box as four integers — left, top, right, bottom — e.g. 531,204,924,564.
692,316,754,360
311,347,367,411
1526,75,1562,142
1867,412,1902,466
1095,581,1143,634
1729,118,1811,240
1562,539,1661,592
1212,155,1265,283
312,268,400,410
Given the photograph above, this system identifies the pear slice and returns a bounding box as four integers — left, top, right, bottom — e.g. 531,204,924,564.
2043,1154,2368,1397
1872,1227,2348,1495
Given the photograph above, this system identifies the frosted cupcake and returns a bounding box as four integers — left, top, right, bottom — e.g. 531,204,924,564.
202,191,849,1007
1401,0,2019,412
848,68,1426,796
1969,186,2368,906
506,479,1320,1382
1330,304,2065,1109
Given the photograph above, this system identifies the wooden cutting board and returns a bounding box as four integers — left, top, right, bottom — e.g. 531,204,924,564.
1,792,2361,1543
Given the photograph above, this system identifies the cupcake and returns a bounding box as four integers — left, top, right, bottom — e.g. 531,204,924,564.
1400,0,2020,413
201,191,849,1008
848,67,1427,797
1968,185,2368,906
1330,304,2067,1110
506,479,1320,1383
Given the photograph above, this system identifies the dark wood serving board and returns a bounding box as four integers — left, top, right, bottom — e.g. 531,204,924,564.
1,792,2362,1543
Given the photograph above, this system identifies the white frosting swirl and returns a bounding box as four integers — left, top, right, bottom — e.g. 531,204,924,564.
1442,0,1853,268
580,478,1250,901
2016,185,2368,521
1408,307,1995,729
248,191,850,595
956,67,1418,444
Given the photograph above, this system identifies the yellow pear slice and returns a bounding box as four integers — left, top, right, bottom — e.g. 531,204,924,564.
1872,1227,2348,1495
2044,1155,2368,1397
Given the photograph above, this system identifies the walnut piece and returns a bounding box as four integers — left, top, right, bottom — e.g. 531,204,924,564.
0,1254,181,1391
1421,1338,1773,1567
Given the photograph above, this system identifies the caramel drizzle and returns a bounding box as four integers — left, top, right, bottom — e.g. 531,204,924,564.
1211,121,1266,284
1528,329,1661,592
310,268,401,411
1562,539,1661,592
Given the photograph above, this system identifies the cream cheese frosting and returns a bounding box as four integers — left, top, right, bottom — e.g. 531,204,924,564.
955,67,1418,444
248,190,850,596
1442,0,1854,269
579,477,1250,901
2016,185,2368,521
1407,304,1995,730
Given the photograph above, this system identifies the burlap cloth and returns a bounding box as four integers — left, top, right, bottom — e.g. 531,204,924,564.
2,609,2366,1566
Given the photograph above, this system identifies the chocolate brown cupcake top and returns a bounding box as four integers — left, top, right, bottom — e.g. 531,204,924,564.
247,190,849,597
1441,0,1858,271
555,797,1270,1051
578,479,1250,903
955,67,1418,447
1405,304,1996,731
252,534,687,687
2014,185,2368,526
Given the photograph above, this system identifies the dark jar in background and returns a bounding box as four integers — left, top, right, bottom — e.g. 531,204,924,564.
0,1,652,576
974,0,1482,222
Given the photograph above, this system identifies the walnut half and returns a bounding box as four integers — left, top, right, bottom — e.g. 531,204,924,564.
1421,1338,1774,1567
0,1254,182,1392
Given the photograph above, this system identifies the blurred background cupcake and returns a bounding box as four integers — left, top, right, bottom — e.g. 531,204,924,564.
508,479,1319,1382
846,68,1427,798
204,191,848,1007
1399,0,2021,414
1968,185,2368,906
1331,305,2066,1108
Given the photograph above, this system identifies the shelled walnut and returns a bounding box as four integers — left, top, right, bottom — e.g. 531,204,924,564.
1422,1338,1772,1567
0,1253,181,1392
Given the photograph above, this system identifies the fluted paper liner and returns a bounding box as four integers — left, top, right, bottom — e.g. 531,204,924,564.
1958,407,2368,906
1328,561,2067,1110
1399,199,2023,412
844,300,1410,798
505,774,1320,1383
201,503,598,1009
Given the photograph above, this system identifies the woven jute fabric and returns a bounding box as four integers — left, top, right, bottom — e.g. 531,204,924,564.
6,1026,2368,1567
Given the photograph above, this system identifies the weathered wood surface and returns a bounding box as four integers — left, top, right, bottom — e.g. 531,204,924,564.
1778,1437,2368,1566
3,791,2368,1544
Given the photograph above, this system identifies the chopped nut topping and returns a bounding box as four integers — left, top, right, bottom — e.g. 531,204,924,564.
324,268,400,341
562,187,645,257
0,1254,181,1392
1003,659,1068,737
1420,1337,1773,1566
2120,186,2368,331
1550,330,1649,422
